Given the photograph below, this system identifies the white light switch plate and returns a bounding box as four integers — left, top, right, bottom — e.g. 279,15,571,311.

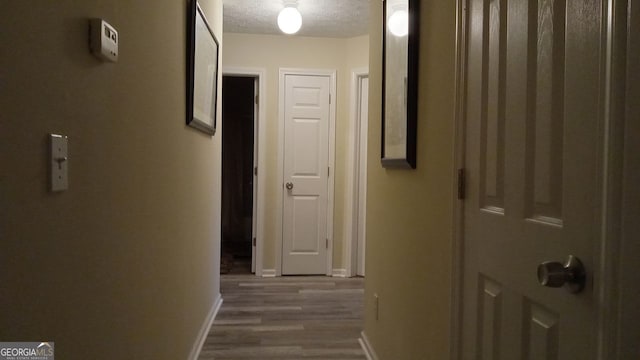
50,134,68,191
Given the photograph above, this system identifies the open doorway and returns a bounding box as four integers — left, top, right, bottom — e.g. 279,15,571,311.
221,75,256,274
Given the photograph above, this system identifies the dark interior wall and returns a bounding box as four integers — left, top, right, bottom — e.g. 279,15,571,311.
221,76,255,258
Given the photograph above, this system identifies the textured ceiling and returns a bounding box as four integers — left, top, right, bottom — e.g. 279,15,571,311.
223,0,370,38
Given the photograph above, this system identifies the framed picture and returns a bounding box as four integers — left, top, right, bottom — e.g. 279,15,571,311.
187,0,219,135
381,0,419,168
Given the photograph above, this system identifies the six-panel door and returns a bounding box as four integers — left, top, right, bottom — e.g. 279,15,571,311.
462,0,603,358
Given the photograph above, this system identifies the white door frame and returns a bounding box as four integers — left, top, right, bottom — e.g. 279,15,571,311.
449,0,467,358
606,1,639,357
449,0,632,358
345,68,369,277
221,67,266,277
277,68,337,276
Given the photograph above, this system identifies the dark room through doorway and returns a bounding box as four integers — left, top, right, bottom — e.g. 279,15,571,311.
221,75,256,274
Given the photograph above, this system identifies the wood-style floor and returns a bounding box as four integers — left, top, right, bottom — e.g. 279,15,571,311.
198,272,366,360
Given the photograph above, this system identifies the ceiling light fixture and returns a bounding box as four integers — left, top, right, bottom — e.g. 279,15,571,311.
388,9,408,37
278,2,302,35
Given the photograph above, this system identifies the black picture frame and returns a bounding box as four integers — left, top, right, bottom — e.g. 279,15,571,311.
381,0,419,168
187,0,219,135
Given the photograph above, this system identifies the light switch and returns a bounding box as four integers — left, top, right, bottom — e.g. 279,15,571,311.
50,134,68,192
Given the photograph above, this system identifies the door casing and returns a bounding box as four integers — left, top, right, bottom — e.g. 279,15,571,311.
345,68,369,277
277,68,337,276
610,0,640,357
222,67,266,277
449,0,633,358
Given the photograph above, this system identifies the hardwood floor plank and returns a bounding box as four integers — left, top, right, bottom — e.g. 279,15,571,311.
198,274,365,360
214,318,263,325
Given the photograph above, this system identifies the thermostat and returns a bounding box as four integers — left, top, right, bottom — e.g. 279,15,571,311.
90,18,118,62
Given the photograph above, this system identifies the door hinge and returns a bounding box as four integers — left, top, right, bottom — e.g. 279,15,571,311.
253,237,256,246
326,238,329,249
329,94,332,104
328,166,330,177
255,95,259,104
254,166,258,176
457,168,466,200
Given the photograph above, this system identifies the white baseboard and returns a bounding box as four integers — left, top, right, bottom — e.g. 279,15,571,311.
262,269,276,277
359,331,379,360
332,268,348,277
188,294,223,360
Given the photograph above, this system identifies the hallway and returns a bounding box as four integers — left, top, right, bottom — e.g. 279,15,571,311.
198,275,366,359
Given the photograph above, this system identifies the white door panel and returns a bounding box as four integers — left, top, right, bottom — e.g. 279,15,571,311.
282,74,331,275
462,0,603,358
290,196,321,252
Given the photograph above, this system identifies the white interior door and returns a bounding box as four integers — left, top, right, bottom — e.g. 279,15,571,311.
282,74,331,275
356,76,369,276
461,0,603,358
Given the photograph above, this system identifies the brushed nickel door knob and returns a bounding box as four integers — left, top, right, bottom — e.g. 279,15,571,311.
537,255,586,293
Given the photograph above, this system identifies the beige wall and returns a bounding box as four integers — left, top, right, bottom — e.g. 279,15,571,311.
222,33,369,272
363,1,457,359
0,1,223,359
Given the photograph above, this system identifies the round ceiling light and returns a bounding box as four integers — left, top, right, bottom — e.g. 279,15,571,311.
277,7,302,35
388,9,408,37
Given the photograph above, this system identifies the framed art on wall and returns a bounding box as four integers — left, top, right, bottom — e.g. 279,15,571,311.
187,1,219,135
381,0,419,168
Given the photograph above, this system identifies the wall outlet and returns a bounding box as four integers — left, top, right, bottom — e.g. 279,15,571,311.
374,293,379,321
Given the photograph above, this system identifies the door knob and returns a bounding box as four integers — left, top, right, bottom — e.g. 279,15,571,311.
285,182,294,190
537,255,586,293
